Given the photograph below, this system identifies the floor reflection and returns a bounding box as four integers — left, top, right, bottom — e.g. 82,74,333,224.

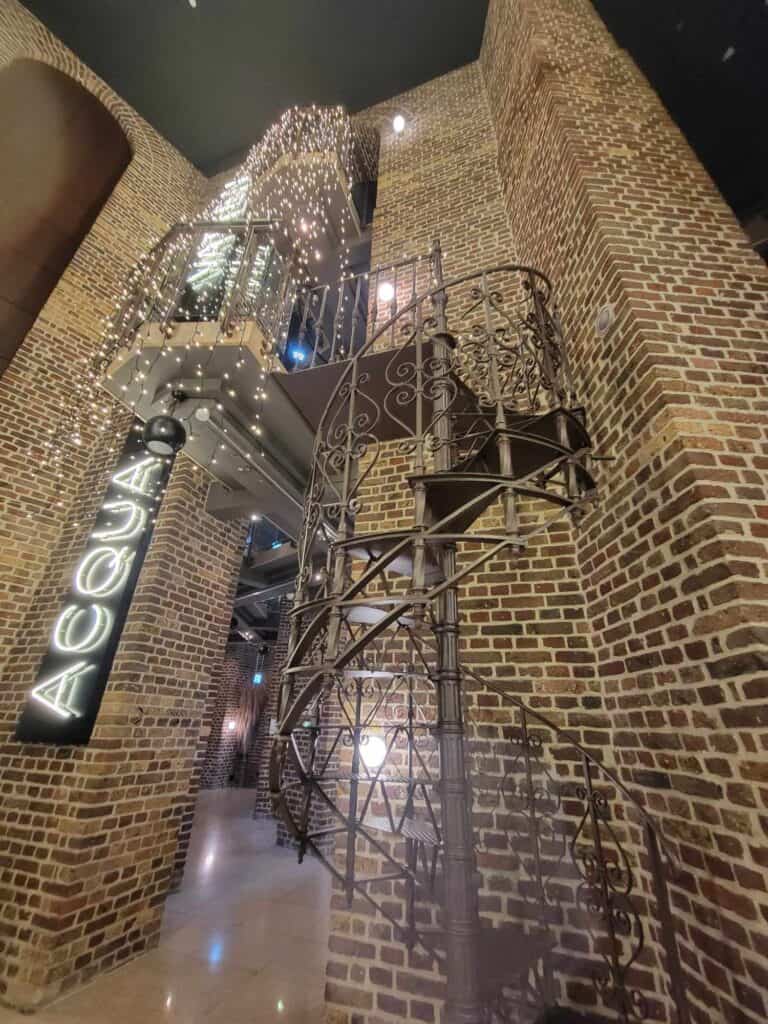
0,790,330,1024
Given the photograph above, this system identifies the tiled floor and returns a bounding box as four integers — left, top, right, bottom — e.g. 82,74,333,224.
0,790,331,1024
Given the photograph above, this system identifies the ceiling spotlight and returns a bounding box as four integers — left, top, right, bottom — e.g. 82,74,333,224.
392,114,405,134
188,0,197,7
378,282,395,304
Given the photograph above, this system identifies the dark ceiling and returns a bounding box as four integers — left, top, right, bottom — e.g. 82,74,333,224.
20,0,490,175
593,0,768,220
20,0,767,219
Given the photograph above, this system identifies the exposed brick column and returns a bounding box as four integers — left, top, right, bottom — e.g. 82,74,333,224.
253,597,292,816
1,452,245,1009
481,2,768,1021
199,642,262,791
0,6,251,1010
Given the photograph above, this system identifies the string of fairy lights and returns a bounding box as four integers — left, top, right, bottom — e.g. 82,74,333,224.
29,104,374,514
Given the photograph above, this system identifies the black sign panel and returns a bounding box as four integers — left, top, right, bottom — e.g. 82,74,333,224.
15,423,175,745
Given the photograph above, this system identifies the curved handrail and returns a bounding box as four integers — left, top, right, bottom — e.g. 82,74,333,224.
295,261,564,582
311,261,554,442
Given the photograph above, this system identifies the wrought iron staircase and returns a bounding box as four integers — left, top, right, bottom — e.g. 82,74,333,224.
267,250,688,1024
92,101,691,1020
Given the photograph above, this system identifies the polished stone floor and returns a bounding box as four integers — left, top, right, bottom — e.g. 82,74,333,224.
0,790,330,1024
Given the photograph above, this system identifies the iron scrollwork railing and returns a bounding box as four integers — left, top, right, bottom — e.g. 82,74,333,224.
271,245,689,1024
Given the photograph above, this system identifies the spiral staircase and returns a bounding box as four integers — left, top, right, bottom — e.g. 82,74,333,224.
268,250,690,1024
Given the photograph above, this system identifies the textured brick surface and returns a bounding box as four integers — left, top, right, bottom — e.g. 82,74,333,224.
200,642,263,791
0,1,246,1009
323,4,768,1024
253,597,292,816
2,1,766,1020
481,2,768,1022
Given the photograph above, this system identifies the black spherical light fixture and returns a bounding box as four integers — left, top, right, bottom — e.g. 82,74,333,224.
142,415,187,456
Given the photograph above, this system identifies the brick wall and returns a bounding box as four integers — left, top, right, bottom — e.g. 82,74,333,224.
0,2,247,1009
322,6,768,1023
254,597,292,816
200,642,263,790
480,1,768,1022
325,62,598,1024
360,62,512,281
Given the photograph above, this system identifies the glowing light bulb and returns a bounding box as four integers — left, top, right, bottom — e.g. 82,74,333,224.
378,282,395,304
392,114,405,134
360,734,387,770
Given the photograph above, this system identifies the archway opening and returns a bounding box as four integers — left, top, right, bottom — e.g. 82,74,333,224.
0,59,131,375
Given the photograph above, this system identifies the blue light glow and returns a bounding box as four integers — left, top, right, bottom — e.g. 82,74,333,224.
252,671,263,686
208,936,224,967
289,345,307,362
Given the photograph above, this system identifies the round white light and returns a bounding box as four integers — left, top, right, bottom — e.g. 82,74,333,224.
392,114,405,134
194,406,211,422
227,720,236,732
360,734,387,770
378,282,395,305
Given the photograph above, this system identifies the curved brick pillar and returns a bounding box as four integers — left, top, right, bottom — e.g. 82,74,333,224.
0,4,249,1011
481,2,768,1021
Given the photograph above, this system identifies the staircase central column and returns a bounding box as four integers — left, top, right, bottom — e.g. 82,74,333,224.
431,296,484,1022
435,541,484,1023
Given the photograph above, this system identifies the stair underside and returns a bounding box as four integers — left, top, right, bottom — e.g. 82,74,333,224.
271,336,478,441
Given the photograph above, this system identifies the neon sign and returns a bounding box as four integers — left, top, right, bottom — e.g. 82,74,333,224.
15,423,175,745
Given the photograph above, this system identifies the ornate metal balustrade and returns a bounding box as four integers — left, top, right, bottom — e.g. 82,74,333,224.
266,246,690,1022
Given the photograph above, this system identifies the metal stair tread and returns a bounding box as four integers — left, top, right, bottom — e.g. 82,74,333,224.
271,336,480,440
344,531,442,583
364,813,440,847
409,473,504,533
451,407,591,480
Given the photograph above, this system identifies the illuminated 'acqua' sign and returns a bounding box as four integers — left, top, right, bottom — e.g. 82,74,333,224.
15,423,175,745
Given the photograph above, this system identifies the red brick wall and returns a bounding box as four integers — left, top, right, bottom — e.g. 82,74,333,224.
360,62,513,281
325,63,598,1024
200,642,263,790
322,6,768,1023
0,2,247,1009
254,597,292,816
481,1,768,1022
